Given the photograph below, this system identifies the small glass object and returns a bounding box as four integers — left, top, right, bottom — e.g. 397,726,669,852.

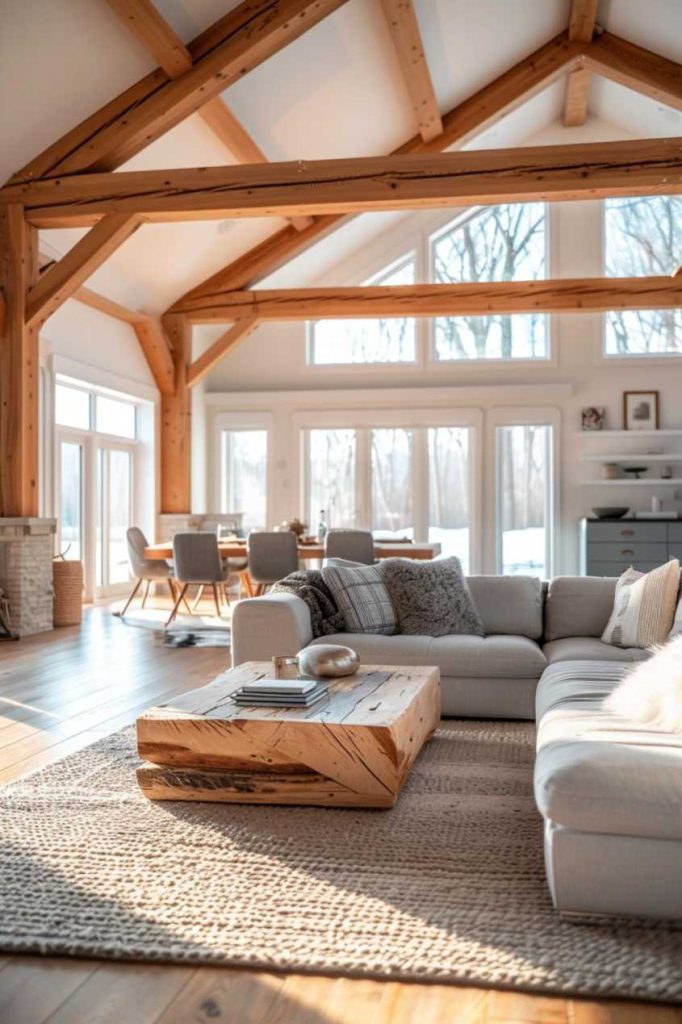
273,656,299,680
661,465,672,479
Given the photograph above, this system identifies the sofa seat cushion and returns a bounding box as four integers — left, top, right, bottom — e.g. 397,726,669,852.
309,633,545,680
543,637,649,665
535,661,682,841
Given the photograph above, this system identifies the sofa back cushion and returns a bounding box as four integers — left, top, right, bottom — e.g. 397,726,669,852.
467,576,543,639
545,576,617,641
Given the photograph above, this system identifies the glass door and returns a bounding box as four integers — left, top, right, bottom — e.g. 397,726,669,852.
57,440,84,560
96,446,133,593
496,423,553,577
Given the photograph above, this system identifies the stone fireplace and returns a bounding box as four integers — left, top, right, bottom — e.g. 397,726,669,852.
0,518,57,637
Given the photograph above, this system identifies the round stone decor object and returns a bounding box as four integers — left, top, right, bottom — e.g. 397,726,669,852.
297,644,360,678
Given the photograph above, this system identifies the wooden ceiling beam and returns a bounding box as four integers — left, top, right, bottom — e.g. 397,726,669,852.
11,0,350,180
187,319,260,387
9,138,680,227
563,0,598,126
103,0,310,231
72,285,148,324
169,31,587,308
584,31,682,111
177,276,682,323
132,318,175,394
381,0,442,143
25,214,141,328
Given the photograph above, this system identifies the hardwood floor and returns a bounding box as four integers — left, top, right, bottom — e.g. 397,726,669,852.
0,602,678,1024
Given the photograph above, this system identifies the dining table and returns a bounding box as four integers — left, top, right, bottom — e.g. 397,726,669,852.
144,539,442,562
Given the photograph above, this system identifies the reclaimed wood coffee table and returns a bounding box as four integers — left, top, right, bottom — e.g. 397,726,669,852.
136,662,440,808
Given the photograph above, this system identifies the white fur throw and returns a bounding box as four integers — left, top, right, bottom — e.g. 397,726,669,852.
604,634,682,733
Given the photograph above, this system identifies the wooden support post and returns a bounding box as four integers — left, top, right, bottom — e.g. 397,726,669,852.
160,313,191,514
0,205,40,516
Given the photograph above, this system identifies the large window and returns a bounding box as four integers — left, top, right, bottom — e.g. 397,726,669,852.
604,196,681,356
302,420,475,570
307,429,356,529
496,424,552,578
432,203,548,361
220,429,268,532
309,257,417,365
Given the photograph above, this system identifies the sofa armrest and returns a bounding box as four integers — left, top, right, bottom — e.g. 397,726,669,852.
231,593,313,667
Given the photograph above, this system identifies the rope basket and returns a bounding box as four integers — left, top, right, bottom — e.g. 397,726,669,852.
53,560,84,627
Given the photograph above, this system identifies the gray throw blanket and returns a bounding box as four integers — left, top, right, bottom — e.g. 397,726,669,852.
271,570,346,639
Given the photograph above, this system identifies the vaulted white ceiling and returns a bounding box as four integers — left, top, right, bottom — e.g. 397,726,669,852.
2,0,680,314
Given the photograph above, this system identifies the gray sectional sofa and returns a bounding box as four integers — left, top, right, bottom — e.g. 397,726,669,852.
231,574,682,921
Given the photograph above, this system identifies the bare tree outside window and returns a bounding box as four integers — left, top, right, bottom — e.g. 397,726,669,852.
605,196,681,355
432,202,547,360
311,259,417,364
371,428,413,537
308,429,356,528
497,424,551,578
428,427,470,571
221,430,268,530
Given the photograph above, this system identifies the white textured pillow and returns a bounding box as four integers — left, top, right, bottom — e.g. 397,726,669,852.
601,560,680,649
604,635,682,733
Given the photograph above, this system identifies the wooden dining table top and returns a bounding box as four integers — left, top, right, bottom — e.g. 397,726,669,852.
144,539,441,561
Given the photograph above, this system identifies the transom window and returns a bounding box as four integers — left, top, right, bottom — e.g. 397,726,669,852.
308,257,417,365
431,202,548,361
604,195,681,356
55,380,137,439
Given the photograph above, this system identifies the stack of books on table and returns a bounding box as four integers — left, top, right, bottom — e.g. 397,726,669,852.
232,678,330,708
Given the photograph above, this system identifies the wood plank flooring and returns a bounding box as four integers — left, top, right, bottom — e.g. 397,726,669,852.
0,601,679,1024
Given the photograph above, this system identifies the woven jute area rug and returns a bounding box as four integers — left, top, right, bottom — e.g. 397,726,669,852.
0,721,680,1002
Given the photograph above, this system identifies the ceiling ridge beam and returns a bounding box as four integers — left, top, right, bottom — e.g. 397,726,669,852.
176,277,682,323
103,0,311,231
25,214,141,328
381,0,442,143
10,0,350,181
187,318,260,387
167,30,584,308
8,138,680,227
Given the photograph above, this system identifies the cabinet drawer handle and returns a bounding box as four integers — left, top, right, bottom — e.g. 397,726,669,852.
620,548,635,556
620,529,634,536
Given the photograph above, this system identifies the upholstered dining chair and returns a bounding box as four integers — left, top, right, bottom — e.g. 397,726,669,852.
166,532,227,626
324,529,376,565
244,531,299,597
121,526,178,617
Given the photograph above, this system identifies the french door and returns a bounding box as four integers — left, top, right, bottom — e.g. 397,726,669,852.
56,431,136,600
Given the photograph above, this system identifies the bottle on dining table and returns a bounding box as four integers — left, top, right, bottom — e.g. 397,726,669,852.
317,510,327,543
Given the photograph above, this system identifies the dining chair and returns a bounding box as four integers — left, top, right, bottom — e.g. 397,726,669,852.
244,531,299,597
324,529,376,565
121,527,178,617
166,532,227,626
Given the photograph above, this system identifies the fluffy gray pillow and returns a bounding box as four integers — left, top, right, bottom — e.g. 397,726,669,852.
378,556,484,637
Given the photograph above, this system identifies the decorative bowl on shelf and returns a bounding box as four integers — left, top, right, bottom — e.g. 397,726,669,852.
623,466,648,480
592,507,630,520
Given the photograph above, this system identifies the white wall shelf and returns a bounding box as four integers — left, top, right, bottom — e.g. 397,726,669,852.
580,430,682,438
581,454,681,463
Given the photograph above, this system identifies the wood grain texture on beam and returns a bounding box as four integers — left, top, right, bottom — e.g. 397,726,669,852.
187,318,260,387
563,0,598,126
10,138,681,226
179,277,682,323
381,0,442,143
25,215,140,327
103,0,311,231
169,31,585,307
133,318,175,395
0,206,39,516
12,0,350,179
160,314,191,513
568,0,598,42
584,31,682,110
73,286,147,324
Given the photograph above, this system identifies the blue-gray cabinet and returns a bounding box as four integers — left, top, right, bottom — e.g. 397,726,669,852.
580,519,682,576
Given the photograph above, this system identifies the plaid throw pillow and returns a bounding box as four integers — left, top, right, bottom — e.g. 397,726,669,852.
321,564,397,635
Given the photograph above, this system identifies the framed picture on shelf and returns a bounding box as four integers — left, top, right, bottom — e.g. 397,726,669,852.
623,391,659,431
581,407,606,431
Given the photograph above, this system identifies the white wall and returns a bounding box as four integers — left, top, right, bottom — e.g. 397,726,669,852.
200,189,682,576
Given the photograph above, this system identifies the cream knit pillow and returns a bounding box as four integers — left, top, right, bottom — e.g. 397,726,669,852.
602,559,681,649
